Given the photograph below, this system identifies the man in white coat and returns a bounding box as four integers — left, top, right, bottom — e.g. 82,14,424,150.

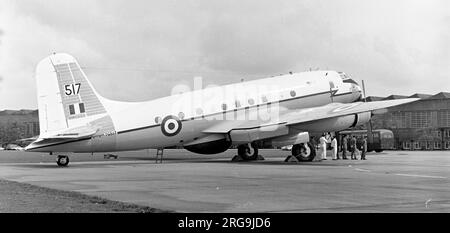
331,136,338,160
319,134,327,160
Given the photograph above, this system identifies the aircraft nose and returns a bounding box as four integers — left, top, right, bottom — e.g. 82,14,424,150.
352,84,363,101
356,90,363,101
354,83,361,92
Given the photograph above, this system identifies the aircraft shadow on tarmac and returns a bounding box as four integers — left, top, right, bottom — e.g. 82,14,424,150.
8,162,147,169
8,155,368,168
185,159,364,167
113,156,357,166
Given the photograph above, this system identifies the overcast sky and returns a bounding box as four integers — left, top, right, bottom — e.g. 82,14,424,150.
0,0,449,109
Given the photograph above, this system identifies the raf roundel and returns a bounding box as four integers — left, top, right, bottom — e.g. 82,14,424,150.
161,115,182,137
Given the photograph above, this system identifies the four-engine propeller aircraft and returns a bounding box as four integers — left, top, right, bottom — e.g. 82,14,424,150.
25,53,418,166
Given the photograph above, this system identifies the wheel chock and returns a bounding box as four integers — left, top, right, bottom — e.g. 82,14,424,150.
231,155,245,162
231,154,265,162
284,155,300,162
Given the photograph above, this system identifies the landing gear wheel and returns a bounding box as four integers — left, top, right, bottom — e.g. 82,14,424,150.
56,155,69,167
237,143,259,160
292,142,316,162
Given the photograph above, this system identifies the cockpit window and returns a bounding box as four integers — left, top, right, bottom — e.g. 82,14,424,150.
338,72,348,80
339,72,359,85
343,79,359,85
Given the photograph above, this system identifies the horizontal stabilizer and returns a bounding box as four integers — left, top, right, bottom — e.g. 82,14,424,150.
40,124,99,139
25,124,99,151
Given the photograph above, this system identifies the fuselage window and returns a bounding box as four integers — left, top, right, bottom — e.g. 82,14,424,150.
261,96,268,103
155,116,161,124
178,112,185,119
248,98,255,105
235,100,241,108
290,90,296,97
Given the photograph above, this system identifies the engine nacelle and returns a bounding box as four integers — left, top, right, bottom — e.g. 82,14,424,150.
293,112,372,132
184,138,232,154
354,111,372,127
270,131,310,147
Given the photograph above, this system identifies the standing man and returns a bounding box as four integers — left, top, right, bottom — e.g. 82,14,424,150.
361,136,367,160
342,135,348,160
325,132,331,144
350,136,357,160
331,136,338,160
319,133,327,160
310,136,317,150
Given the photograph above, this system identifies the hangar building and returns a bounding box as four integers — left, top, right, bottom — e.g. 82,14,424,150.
366,92,450,150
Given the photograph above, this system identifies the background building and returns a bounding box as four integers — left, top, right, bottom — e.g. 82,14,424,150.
1,92,450,151
0,110,39,147
366,92,450,150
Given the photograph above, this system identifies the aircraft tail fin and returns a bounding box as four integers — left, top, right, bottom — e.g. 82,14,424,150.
35,53,108,136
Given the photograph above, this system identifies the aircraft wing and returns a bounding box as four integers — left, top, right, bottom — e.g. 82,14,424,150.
203,120,265,133
203,98,419,133
282,98,419,126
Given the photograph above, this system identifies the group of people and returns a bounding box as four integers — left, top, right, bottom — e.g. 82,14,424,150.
315,133,367,161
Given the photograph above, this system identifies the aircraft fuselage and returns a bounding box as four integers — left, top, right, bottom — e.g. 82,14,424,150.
27,70,361,153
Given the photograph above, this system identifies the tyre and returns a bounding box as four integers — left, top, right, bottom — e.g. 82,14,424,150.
292,142,316,162
56,155,69,167
237,143,259,160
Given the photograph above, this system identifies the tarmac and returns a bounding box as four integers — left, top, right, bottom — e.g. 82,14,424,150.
0,149,449,212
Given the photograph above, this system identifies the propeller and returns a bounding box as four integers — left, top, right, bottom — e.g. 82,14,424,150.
362,80,367,102
361,79,374,144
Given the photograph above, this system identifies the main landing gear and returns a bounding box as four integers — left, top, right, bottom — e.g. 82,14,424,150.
232,143,265,161
56,155,69,167
285,142,316,162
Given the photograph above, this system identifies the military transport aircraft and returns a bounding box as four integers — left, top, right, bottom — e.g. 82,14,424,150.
25,53,417,166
